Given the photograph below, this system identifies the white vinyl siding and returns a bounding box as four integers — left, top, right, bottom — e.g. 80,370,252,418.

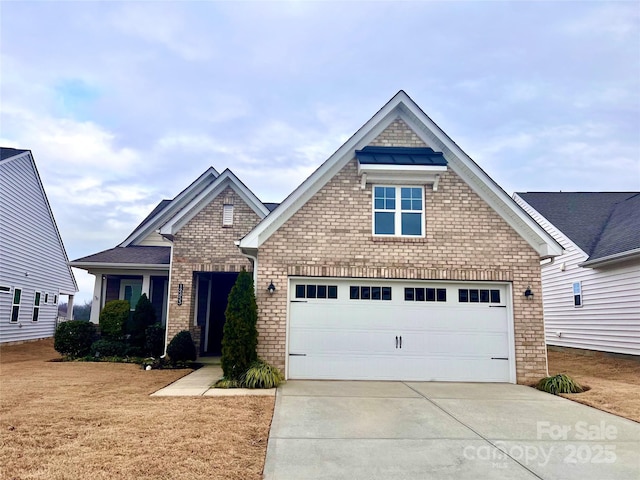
515,195,640,356
0,152,77,342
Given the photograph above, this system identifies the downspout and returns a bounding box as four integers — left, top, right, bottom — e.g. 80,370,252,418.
235,240,258,294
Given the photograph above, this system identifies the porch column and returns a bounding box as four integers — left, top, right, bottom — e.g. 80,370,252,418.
66,295,75,320
89,274,103,324
142,274,151,298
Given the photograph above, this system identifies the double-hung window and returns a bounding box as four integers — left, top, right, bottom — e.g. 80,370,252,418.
373,186,424,237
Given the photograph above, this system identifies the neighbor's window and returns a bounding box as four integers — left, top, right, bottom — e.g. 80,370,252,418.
572,282,582,307
32,292,41,322
373,186,424,236
44,293,49,303
11,288,22,322
0,286,11,294
222,204,234,227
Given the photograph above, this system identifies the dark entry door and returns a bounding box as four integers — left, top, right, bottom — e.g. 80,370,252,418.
206,272,239,356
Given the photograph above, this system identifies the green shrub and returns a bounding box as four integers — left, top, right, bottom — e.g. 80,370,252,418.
90,339,127,358
214,377,241,389
166,330,197,364
54,320,97,359
127,294,157,348
145,324,165,357
241,359,284,389
221,270,258,380
99,300,130,340
536,374,584,395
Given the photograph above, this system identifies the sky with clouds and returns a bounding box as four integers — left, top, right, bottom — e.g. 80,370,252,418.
1,1,639,303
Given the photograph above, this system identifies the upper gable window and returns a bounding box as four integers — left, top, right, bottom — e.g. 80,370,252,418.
373,186,424,237
222,204,234,227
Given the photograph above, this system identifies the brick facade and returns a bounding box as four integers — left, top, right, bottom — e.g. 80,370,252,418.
167,186,261,351
254,121,548,384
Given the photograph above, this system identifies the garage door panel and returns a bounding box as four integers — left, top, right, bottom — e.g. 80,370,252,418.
289,279,513,382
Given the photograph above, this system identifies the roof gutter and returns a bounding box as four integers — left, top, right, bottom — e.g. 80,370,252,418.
579,248,640,268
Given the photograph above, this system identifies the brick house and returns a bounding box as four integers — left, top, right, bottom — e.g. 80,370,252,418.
73,91,562,384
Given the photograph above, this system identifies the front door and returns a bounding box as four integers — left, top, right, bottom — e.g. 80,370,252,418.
206,272,239,356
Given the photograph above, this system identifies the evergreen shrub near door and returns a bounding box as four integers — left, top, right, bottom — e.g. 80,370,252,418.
167,330,197,364
99,300,130,340
128,294,157,348
220,270,258,381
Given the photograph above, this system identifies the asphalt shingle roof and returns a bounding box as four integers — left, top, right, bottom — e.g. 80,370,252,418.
72,246,171,265
517,192,640,262
0,147,29,161
355,146,447,166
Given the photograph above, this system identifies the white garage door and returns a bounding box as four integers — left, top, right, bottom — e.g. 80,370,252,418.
288,279,514,382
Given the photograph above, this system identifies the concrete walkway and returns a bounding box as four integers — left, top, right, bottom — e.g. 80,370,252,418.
150,361,275,397
264,381,640,480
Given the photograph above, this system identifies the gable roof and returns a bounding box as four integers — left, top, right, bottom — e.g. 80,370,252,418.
516,192,640,266
158,168,270,237
120,167,219,246
0,147,78,293
0,147,29,161
239,90,562,258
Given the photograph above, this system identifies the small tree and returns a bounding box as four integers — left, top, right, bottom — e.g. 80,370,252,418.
99,300,130,340
128,294,156,348
221,270,258,380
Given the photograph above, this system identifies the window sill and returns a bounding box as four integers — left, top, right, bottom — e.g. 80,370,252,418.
371,236,427,243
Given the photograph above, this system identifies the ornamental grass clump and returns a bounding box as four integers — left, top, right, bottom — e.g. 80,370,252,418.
536,373,584,395
241,359,284,389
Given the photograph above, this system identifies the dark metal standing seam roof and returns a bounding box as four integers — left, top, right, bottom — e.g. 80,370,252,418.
72,246,171,265
517,192,640,262
355,146,448,166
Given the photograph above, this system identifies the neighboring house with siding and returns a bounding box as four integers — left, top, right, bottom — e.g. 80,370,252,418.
0,148,78,344
73,91,563,384
514,192,640,356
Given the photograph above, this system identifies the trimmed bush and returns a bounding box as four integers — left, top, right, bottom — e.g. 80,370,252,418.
128,294,157,348
99,300,130,340
536,374,584,395
90,339,127,358
241,359,284,389
145,324,165,357
54,320,97,358
221,270,258,380
166,330,197,364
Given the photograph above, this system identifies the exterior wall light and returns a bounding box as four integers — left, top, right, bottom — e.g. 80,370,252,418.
267,281,276,294
524,286,534,300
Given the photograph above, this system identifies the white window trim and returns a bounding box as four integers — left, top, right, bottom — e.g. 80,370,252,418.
0,285,11,294
222,204,234,227
120,279,143,311
372,185,425,238
572,281,583,308
32,291,41,322
11,287,22,323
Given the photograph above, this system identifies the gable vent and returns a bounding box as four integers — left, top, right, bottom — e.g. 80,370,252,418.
223,204,234,226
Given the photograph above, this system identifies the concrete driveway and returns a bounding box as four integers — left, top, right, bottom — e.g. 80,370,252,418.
263,381,640,480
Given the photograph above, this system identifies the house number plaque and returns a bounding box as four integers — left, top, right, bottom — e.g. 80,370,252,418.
177,283,184,305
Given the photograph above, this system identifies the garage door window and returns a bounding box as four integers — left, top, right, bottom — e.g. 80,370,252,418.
350,286,392,300
373,186,424,237
295,284,338,299
404,287,447,302
458,289,501,303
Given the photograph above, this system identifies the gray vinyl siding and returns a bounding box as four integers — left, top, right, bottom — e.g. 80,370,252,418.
515,195,640,355
0,152,77,343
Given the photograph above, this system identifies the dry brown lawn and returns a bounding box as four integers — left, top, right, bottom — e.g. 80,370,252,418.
0,339,275,480
547,348,640,423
